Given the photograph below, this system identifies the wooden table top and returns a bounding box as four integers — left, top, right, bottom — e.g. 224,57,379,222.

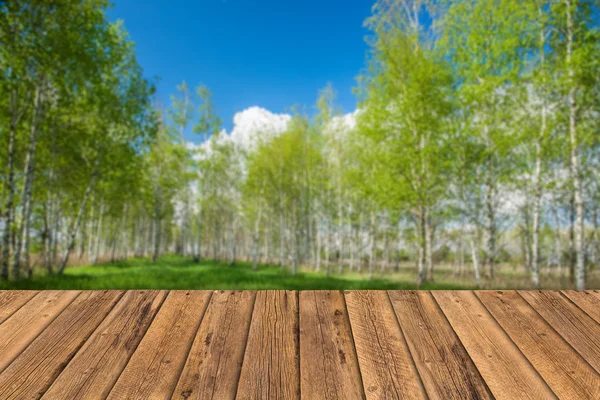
0,290,598,399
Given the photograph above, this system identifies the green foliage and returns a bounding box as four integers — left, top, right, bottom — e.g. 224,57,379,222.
1,0,598,290
433,245,453,263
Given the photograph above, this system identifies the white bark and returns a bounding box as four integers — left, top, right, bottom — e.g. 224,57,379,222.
565,0,585,290
368,213,376,280
417,207,427,287
470,229,482,289
532,7,548,289
14,86,43,277
58,154,101,274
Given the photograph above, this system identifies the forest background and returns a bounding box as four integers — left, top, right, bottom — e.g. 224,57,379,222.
1,0,599,290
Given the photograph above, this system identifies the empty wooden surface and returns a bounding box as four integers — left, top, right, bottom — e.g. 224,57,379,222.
0,290,123,400
299,290,365,399
173,290,255,400
43,290,167,400
0,289,599,399
0,291,38,324
477,290,600,399
389,291,492,399
345,290,424,399
107,291,212,400
237,291,299,400
520,290,600,375
432,291,555,399
561,290,600,324
0,291,79,373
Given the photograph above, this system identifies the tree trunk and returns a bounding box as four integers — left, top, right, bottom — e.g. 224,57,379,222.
369,212,376,280
212,218,218,261
196,208,203,261
110,226,118,263
325,218,330,275
230,218,237,266
265,221,271,265
337,204,344,274
485,177,496,280
395,219,402,273
470,229,482,289
153,217,161,262
252,204,262,270
290,203,298,276
565,0,585,290
43,201,52,274
569,192,575,283
425,213,434,282
531,142,543,287
92,201,104,264
279,199,284,267
13,86,43,278
1,117,17,281
52,207,60,266
57,156,101,275
524,211,532,274
78,219,86,260
381,214,388,273
552,200,562,276
87,196,96,261
417,206,427,287
590,208,598,270
315,219,321,273
120,203,128,260
531,0,548,290
459,234,464,277
349,224,356,272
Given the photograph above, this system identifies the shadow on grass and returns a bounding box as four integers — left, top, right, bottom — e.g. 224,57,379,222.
0,255,470,291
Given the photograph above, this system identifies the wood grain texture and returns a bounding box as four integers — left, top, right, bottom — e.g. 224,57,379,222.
236,291,299,400
433,291,555,400
478,290,600,399
173,290,256,400
345,290,425,400
0,290,123,400
107,290,212,400
389,291,492,400
561,290,600,324
520,290,600,374
0,291,79,373
0,291,38,325
42,290,167,400
299,291,365,400
0,289,598,400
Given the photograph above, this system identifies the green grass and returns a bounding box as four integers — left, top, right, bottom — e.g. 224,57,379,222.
0,255,470,290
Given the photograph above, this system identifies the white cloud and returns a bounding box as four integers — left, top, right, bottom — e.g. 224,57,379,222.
187,107,360,158
326,110,358,139
229,106,291,152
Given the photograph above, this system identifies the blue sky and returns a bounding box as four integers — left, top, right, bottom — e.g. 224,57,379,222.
108,0,373,140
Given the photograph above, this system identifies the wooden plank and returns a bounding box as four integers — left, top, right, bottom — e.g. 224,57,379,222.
107,290,212,400
0,291,80,373
42,290,168,400
432,291,555,400
299,291,365,400
0,291,38,325
561,290,600,324
520,290,600,374
389,291,492,399
236,291,299,400
478,290,600,399
345,290,424,400
173,290,256,400
0,290,123,400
